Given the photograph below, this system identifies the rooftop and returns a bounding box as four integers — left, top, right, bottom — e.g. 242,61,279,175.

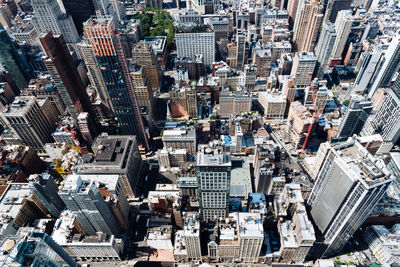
197,149,231,167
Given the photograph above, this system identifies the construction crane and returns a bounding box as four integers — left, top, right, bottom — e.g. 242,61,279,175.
299,76,324,157
56,122,82,153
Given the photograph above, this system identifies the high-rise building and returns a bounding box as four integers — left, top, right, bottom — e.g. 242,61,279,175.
0,25,31,90
368,34,400,98
370,82,400,144
183,212,202,261
61,0,96,34
83,16,148,148
293,0,323,52
131,41,162,91
254,142,276,194
77,39,114,118
28,173,66,218
40,32,96,123
129,64,154,117
291,52,317,88
0,230,78,267
308,139,393,256
0,96,58,150
315,21,336,79
77,112,98,146
196,148,231,221
176,25,215,65
335,96,373,140
236,30,246,69
59,174,122,236
75,135,144,198
31,0,79,44
330,10,360,63
323,0,351,23
351,48,384,96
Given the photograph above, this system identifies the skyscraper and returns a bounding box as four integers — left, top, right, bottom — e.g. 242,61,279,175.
293,0,323,52
0,24,31,90
40,32,96,123
315,21,336,79
236,30,246,69
61,0,96,34
77,39,114,118
196,148,231,221
31,0,79,44
323,0,352,23
370,80,400,144
368,34,400,98
335,96,373,140
131,41,162,91
330,10,357,63
0,231,78,267
83,16,148,148
351,48,384,96
59,174,122,236
309,139,393,256
291,52,317,88
0,96,58,150
129,64,154,117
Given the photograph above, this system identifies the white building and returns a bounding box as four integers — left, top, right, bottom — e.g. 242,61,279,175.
31,0,79,43
176,26,215,65
52,210,124,262
309,139,394,256
363,224,400,265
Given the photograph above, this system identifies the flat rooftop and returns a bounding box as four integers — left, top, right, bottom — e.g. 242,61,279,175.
197,149,231,166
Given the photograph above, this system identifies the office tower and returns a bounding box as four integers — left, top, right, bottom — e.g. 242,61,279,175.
330,10,354,63
31,0,79,44
293,0,323,52
351,48,384,96
0,96,57,150
324,0,351,23
59,175,121,236
315,21,336,79
61,0,95,34
131,41,162,91
77,112,98,146
258,92,287,119
162,125,196,154
176,25,215,65
370,83,400,144
287,0,300,28
40,32,96,122
368,34,400,98
83,17,148,148
77,39,114,118
291,52,317,88
0,231,78,267
196,148,231,221
253,49,272,77
236,30,246,69
183,212,202,261
335,96,373,140
254,142,276,193
76,135,143,198
0,25,31,90
308,139,393,256
129,64,154,117
29,173,65,218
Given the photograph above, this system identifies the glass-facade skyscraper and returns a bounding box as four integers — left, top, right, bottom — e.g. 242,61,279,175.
0,24,32,90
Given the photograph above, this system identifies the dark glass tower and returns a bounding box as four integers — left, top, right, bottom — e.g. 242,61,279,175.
61,0,96,35
0,24,32,90
83,16,149,149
